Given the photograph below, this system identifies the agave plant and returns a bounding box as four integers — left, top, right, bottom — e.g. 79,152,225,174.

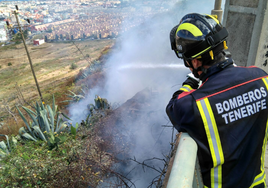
0,134,17,158
61,90,85,104
16,95,70,142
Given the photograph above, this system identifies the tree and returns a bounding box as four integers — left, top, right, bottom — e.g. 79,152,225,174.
12,29,28,43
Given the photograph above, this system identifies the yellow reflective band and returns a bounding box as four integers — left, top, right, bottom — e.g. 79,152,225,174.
182,84,193,91
206,14,220,24
179,85,194,92
192,46,212,58
197,100,217,166
180,88,190,92
197,98,224,188
211,166,223,188
204,98,224,164
249,77,268,188
262,77,268,89
177,23,203,37
250,171,266,188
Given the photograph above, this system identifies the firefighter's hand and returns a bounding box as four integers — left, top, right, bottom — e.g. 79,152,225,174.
182,73,200,89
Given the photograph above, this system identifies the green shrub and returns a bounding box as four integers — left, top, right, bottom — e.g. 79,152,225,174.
0,128,111,188
0,95,121,187
70,63,78,70
8,62,12,66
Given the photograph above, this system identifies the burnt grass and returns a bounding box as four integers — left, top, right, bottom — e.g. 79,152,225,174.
89,87,168,187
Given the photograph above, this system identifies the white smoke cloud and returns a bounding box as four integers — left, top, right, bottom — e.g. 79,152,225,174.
68,0,222,186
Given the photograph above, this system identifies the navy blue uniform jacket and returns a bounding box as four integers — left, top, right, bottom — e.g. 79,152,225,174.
166,60,268,188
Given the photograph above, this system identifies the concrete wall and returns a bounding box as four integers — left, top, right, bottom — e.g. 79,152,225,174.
222,0,268,72
254,2,268,71
223,1,268,184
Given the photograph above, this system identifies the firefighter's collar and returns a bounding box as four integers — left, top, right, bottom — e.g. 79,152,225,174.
199,58,234,81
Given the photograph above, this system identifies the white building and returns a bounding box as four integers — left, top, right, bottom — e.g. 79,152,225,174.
0,21,8,42
33,39,45,45
43,17,53,23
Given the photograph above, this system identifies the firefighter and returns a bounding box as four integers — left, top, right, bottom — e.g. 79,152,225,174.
166,13,268,188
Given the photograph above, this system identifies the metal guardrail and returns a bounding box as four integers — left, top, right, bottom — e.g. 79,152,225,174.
166,133,204,188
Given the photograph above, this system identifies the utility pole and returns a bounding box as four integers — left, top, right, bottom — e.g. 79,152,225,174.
13,5,44,102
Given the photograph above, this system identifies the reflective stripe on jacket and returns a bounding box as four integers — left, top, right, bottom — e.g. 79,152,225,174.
166,61,268,188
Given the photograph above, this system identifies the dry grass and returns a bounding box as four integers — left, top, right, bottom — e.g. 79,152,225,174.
0,39,115,136
0,39,115,103
0,118,25,141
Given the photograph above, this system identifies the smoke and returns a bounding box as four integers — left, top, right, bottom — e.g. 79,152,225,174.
68,0,223,186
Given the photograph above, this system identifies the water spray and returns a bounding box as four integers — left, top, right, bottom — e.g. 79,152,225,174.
117,63,187,71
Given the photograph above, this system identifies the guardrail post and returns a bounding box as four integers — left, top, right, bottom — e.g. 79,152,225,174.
166,133,203,188
211,0,223,22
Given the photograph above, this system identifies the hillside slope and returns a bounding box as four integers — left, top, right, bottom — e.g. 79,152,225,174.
0,39,115,113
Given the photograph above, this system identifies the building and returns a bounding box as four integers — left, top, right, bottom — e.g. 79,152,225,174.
33,39,45,45
0,21,8,42
43,17,53,23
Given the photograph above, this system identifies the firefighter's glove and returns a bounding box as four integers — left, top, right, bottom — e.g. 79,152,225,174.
182,73,200,89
